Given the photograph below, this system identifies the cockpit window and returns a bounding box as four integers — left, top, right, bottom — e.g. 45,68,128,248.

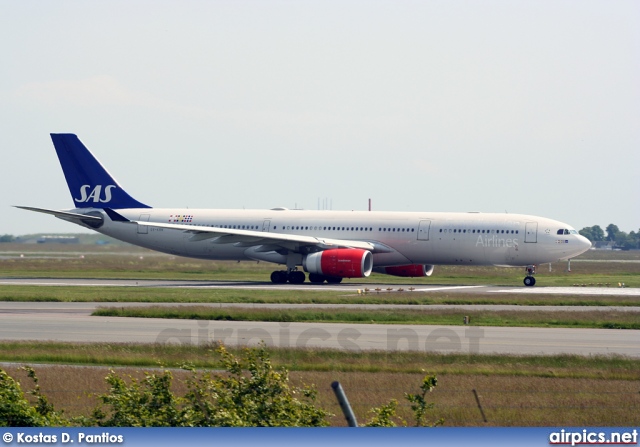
557,228,579,235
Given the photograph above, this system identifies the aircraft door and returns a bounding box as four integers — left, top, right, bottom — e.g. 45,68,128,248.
417,220,431,241
137,214,150,234
262,220,271,232
525,222,538,243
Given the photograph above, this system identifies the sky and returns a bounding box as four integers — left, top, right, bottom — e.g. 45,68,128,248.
1,0,639,236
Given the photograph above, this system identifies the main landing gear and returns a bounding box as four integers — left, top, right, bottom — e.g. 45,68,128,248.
270,269,343,284
270,269,305,284
309,273,342,284
523,265,536,287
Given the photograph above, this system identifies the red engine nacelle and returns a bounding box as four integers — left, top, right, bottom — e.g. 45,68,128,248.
303,249,373,278
376,264,435,277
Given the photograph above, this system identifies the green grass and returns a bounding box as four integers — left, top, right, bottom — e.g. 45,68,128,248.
0,341,637,380
0,285,638,306
91,305,640,329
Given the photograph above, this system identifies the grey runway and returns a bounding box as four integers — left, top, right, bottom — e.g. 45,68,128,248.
0,301,638,357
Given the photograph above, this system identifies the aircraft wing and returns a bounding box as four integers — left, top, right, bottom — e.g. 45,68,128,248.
135,221,379,252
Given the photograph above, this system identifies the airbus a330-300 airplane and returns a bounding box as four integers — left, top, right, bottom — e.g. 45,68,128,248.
17,134,592,286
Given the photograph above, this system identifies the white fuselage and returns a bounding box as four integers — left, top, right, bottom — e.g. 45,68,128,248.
74,208,591,268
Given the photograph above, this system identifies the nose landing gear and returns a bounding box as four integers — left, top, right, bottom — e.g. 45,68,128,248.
523,265,536,286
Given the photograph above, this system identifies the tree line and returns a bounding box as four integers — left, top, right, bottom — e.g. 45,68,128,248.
579,224,640,250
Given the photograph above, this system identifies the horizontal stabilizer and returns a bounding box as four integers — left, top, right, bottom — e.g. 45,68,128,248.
13,205,102,221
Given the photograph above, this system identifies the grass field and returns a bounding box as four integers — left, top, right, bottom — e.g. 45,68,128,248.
92,305,640,329
1,342,639,426
0,243,639,426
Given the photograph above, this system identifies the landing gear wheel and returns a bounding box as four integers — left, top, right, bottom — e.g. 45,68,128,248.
325,276,343,284
308,273,325,284
523,276,536,287
288,270,306,284
270,270,288,284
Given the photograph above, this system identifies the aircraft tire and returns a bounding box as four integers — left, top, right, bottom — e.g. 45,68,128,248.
523,276,536,287
325,276,343,284
288,271,306,284
308,273,325,284
271,271,288,284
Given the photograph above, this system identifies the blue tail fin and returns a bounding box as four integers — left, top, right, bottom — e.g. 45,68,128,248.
51,134,150,209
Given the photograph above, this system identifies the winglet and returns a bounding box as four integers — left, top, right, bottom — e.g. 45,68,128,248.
51,134,151,209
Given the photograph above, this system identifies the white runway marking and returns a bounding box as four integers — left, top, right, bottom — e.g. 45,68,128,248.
494,287,640,296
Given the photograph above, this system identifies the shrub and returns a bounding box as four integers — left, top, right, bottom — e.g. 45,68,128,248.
0,367,69,426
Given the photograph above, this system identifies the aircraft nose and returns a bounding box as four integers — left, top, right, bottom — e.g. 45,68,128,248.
576,234,592,253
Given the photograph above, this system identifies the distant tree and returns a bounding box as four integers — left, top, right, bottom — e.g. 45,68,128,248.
590,225,605,242
617,231,639,250
579,225,604,242
0,234,14,243
606,224,620,242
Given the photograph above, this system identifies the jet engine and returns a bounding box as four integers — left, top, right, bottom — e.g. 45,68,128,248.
303,248,373,278
374,264,435,277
